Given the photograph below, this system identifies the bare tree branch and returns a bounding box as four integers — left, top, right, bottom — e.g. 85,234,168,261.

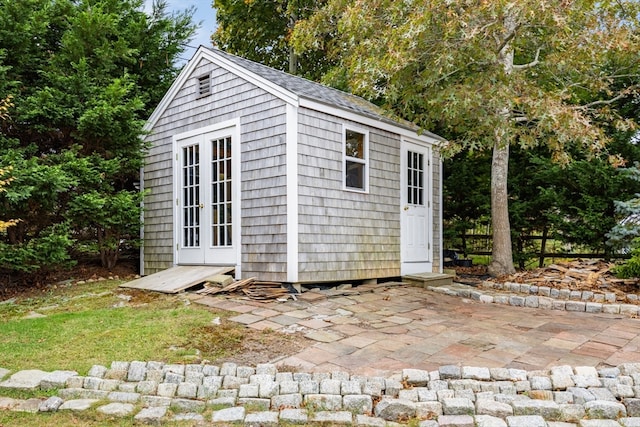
496,23,520,55
513,48,542,71
574,86,639,110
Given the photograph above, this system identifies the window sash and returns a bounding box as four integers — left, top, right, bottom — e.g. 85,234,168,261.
344,127,368,192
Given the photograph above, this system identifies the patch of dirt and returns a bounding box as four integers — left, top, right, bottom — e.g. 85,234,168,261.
0,259,139,300
221,329,311,367
116,288,165,306
451,264,491,287
185,322,312,367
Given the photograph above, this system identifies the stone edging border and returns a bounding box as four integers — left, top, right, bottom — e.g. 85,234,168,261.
3,361,640,426
427,281,640,317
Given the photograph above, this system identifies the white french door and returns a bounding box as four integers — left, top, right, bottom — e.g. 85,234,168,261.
174,123,240,266
401,140,432,274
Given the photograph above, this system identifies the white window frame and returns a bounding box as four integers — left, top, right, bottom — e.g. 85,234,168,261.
343,125,369,193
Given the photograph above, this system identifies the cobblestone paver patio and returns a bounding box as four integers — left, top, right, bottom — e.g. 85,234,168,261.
192,281,640,376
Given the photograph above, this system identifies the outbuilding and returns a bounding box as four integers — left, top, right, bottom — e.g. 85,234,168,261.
140,46,445,284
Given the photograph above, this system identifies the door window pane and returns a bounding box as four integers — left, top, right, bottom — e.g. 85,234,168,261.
182,144,200,247
407,150,424,206
211,136,233,247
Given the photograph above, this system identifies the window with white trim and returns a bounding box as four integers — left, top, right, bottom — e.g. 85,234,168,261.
344,128,368,191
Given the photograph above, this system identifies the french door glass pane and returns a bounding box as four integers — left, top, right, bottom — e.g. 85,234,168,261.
211,136,232,247
182,144,200,247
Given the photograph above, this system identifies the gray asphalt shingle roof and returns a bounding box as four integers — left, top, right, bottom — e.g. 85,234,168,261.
209,47,421,132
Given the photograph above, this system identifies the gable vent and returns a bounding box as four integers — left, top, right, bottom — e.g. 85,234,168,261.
197,74,211,97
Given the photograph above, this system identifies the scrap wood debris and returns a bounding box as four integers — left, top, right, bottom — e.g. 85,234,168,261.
196,277,290,300
493,259,638,294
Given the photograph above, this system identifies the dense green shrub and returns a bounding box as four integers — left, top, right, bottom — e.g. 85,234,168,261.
614,238,640,279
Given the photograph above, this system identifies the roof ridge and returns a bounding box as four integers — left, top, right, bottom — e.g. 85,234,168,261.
207,47,368,102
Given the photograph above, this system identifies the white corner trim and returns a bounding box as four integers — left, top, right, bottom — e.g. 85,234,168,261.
139,166,145,276
286,104,299,283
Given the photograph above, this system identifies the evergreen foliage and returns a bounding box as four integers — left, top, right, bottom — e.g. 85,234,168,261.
0,0,196,278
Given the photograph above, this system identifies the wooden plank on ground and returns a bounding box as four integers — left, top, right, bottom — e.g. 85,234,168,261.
120,265,234,294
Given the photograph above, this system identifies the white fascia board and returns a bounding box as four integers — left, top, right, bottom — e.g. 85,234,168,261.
299,98,445,146
203,49,299,107
286,104,299,283
144,46,300,133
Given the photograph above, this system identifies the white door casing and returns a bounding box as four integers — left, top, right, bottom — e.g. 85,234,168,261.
400,139,432,275
173,121,241,271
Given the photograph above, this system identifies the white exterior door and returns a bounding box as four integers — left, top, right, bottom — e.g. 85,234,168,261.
174,122,240,269
401,140,432,275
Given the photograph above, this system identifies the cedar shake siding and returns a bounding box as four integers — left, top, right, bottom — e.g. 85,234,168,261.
297,109,401,282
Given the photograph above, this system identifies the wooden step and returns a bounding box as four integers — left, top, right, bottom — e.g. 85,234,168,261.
403,273,454,288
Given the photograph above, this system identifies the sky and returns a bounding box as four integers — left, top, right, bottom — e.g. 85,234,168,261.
147,0,218,63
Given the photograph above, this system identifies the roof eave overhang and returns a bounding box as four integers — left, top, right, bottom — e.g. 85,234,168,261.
299,97,446,146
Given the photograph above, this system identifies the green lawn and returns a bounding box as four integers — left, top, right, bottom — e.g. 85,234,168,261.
0,280,231,373
0,279,309,426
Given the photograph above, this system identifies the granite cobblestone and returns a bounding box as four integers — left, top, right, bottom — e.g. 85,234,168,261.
428,281,640,316
3,362,640,425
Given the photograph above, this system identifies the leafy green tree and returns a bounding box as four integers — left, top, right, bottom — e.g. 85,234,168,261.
0,96,17,233
0,0,196,275
293,0,640,276
553,161,639,259
213,0,332,80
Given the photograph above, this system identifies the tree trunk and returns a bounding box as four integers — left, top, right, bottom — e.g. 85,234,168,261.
488,9,518,277
288,10,298,75
488,141,516,276
289,46,298,75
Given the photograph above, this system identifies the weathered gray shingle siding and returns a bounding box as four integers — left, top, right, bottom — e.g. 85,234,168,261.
143,58,288,276
297,109,401,282
142,121,174,274
240,104,288,281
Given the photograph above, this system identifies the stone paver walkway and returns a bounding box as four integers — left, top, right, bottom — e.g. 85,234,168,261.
191,281,640,376
2,281,640,426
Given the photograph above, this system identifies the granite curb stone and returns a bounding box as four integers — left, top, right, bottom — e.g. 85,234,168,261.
428,281,640,316
2,362,640,425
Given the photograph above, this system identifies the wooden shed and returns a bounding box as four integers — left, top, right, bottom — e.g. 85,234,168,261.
140,46,445,284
